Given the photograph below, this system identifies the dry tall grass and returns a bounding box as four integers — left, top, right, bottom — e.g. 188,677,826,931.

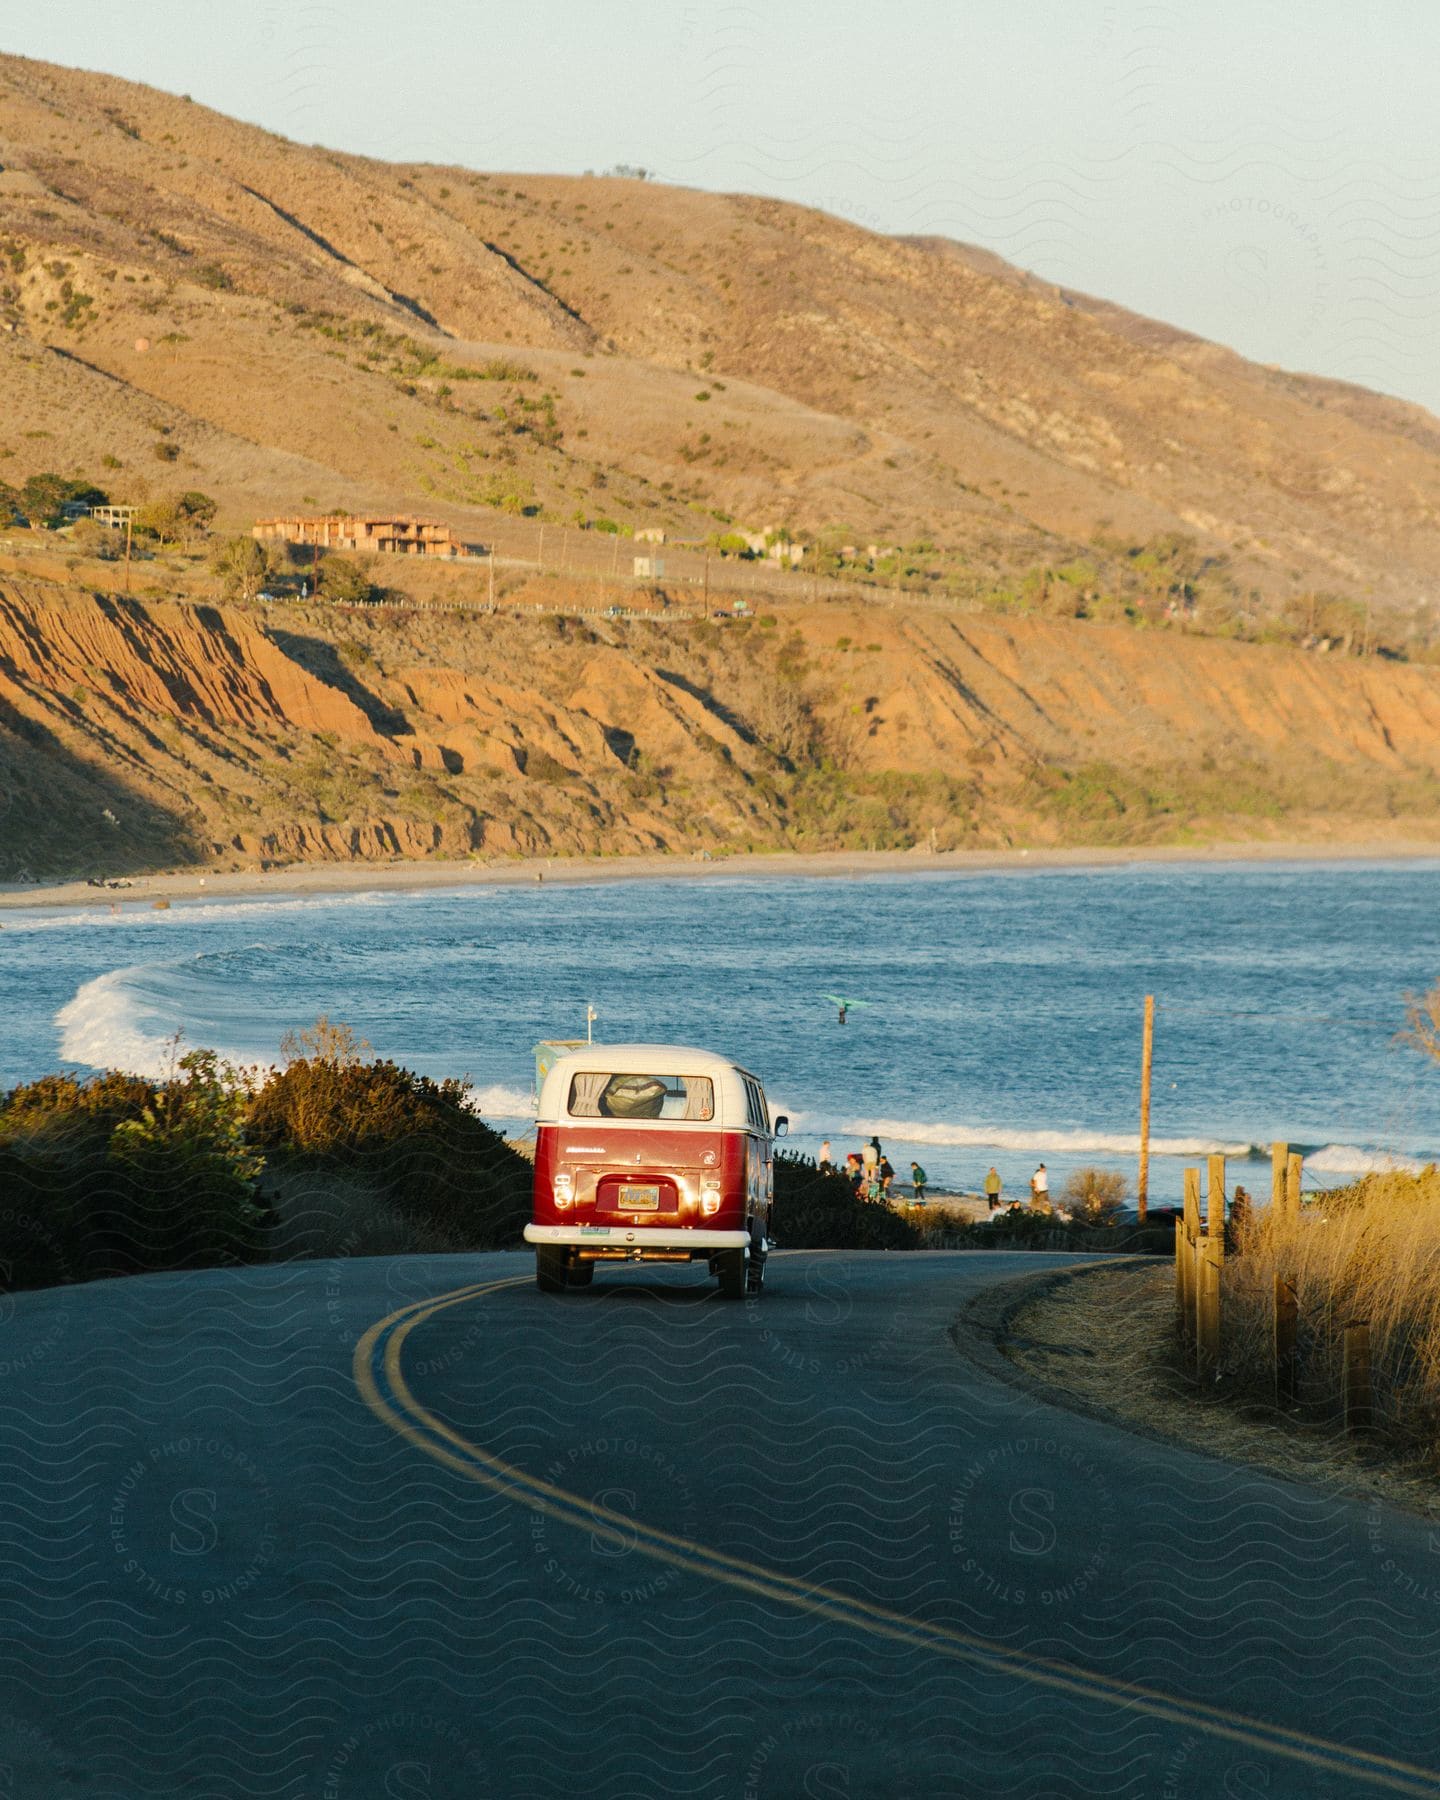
1222,1166,1440,1441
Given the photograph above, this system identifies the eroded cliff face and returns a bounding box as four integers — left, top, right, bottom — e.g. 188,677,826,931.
1,580,1438,882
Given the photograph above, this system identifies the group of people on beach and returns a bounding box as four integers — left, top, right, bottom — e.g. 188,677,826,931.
818,1137,928,1204
983,1164,1052,1213
817,1139,1063,1215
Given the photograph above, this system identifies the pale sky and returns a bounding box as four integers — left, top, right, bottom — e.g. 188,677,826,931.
8,0,1440,413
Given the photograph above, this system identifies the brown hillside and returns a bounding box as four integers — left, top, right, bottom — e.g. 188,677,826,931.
1,54,1439,619
2,579,1438,883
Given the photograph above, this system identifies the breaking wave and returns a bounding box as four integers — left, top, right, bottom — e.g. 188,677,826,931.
842,1119,1261,1159
467,1083,535,1121
54,954,542,1117
825,1121,1435,1177
1304,1144,1431,1176
55,950,275,1076
9,888,399,934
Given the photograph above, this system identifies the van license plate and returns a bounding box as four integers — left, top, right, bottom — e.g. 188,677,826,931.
618,1184,660,1210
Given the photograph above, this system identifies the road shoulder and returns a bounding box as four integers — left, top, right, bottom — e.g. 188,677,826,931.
954,1256,1440,1522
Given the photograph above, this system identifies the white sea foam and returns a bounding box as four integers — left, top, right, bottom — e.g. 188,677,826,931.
468,1083,536,1121
54,949,276,1076
1305,1144,1430,1176
55,966,177,1077
843,1119,1260,1158
9,889,396,934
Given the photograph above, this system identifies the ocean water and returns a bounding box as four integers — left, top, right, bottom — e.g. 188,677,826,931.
1,862,1438,1203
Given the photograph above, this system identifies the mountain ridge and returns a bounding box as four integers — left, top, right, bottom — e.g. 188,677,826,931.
1,53,1438,624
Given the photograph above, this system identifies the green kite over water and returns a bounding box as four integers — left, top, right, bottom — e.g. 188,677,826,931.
822,993,871,1024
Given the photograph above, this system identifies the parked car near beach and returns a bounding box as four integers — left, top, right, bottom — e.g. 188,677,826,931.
525,1044,786,1297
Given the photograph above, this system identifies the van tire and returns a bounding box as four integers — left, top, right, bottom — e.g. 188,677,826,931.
746,1250,765,1295
568,1260,594,1287
536,1248,567,1293
716,1248,747,1299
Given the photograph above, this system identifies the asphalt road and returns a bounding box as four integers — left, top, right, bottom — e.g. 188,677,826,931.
4,1250,1440,1799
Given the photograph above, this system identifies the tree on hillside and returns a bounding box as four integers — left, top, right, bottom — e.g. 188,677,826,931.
319,555,379,605
19,473,107,528
210,534,269,600
136,490,218,550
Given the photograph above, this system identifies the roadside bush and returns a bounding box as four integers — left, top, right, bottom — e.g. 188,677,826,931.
248,1052,530,1249
772,1152,919,1250
0,1057,268,1286
1061,1166,1129,1224
105,1050,269,1270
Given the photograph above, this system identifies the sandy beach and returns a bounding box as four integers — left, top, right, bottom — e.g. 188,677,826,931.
2,838,1436,913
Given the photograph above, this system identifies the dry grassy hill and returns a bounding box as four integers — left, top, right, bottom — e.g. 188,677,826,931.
3,56,1440,883
2,54,1439,621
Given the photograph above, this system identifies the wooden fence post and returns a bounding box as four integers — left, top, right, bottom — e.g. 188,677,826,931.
1183,1166,1200,1247
1174,1217,1187,1326
1271,1142,1288,1215
1206,1153,1226,1243
1197,1240,1222,1381
1286,1153,1303,1224
1343,1325,1373,1435
1137,994,1154,1224
1273,1273,1298,1407
1181,1167,1201,1361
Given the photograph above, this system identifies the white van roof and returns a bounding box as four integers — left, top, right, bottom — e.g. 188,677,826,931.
537,1044,766,1125
548,1043,753,1077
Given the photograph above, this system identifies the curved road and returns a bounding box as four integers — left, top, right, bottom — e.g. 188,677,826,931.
4,1251,1440,1798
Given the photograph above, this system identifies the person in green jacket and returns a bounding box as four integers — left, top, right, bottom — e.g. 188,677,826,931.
985,1166,1002,1211
910,1161,928,1203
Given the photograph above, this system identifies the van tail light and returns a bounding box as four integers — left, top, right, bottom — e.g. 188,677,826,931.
553,1171,574,1210
700,1176,722,1216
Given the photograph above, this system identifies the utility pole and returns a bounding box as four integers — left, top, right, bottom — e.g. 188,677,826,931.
703,547,710,608
1138,993,1155,1223
123,514,133,594
488,548,495,609
538,525,546,569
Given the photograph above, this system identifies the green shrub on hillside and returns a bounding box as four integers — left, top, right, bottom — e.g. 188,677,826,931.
18,473,107,528
318,555,381,605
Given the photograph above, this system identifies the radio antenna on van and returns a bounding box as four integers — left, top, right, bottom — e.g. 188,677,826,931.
586,1004,598,1044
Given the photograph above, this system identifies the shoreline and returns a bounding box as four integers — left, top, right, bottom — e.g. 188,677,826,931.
3,838,1438,913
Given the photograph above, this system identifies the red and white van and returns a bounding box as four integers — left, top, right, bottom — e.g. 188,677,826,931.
524,1044,787,1297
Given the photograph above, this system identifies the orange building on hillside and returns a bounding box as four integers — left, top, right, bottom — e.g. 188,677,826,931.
253,514,466,557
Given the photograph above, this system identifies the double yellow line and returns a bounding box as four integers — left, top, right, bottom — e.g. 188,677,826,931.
354,1277,1440,1796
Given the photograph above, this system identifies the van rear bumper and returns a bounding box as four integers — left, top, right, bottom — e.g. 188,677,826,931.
525,1223,750,1251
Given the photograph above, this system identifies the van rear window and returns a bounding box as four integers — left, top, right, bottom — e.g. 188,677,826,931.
568,1072,715,1121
